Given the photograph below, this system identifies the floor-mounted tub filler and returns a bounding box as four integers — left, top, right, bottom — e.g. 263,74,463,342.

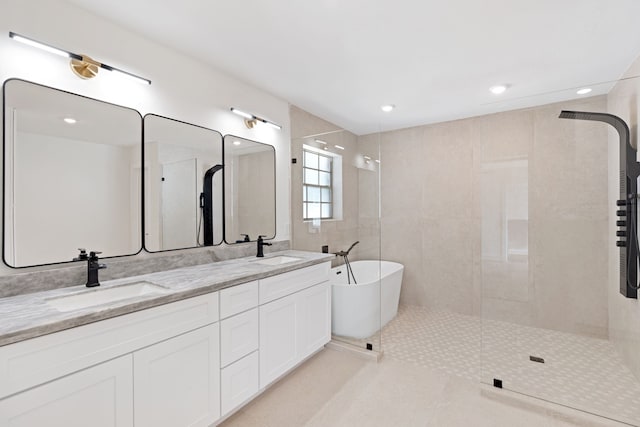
330,260,404,339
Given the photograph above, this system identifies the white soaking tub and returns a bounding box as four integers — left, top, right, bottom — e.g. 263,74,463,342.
330,260,404,339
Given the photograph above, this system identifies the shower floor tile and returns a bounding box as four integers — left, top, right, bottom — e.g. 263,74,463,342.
380,304,640,426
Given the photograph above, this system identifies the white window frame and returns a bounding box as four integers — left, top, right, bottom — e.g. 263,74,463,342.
302,145,343,221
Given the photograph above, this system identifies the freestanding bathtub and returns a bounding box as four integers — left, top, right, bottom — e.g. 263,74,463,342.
330,260,404,339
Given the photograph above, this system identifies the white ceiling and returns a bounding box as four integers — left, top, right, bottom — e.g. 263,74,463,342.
66,0,640,135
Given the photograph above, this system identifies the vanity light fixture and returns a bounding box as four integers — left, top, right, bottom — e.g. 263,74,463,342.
577,88,592,95
9,31,151,85
63,117,77,124
230,107,282,130
489,84,508,95
334,145,345,150
381,104,395,112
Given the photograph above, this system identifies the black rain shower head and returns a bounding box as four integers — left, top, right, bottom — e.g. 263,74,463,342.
559,111,631,144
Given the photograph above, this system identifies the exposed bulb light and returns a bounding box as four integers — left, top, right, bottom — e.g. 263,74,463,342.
375,159,381,164
489,85,508,95
63,117,76,124
8,31,151,85
381,104,395,112
577,88,592,95
314,139,327,145
334,145,345,150
233,140,241,146
230,107,281,130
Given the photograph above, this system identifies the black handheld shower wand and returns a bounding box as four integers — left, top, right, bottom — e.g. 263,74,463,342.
334,241,359,284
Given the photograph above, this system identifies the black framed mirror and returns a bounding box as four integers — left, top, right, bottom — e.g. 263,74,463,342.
223,135,276,243
143,114,224,251
3,79,143,267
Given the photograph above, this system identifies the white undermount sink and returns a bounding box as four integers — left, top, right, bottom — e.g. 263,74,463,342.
253,255,301,266
46,281,170,312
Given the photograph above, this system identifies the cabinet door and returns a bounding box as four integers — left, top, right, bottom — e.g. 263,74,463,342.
220,308,259,368
221,351,259,416
259,294,300,388
0,355,133,427
134,324,220,427
299,281,331,359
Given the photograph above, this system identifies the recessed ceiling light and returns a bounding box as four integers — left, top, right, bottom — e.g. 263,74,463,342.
577,88,592,95
233,140,241,146
314,139,327,145
63,117,76,124
381,104,395,112
489,85,508,95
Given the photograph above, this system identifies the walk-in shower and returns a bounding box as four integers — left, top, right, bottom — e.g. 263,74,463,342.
289,78,640,425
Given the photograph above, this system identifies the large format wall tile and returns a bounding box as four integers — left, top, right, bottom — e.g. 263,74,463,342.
607,57,640,380
373,97,609,337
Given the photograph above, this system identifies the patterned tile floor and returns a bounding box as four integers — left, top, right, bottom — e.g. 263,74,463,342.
337,304,640,426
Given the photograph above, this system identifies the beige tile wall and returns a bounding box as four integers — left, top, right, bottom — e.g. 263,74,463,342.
290,106,375,264
607,57,640,379
370,97,609,338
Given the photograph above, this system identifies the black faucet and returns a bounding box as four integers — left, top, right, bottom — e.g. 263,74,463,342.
86,251,107,287
73,248,88,262
236,234,251,243
257,235,272,257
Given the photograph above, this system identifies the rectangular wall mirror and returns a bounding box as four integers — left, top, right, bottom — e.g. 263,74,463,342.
3,79,142,267
144,114,223,251
223,135,276,243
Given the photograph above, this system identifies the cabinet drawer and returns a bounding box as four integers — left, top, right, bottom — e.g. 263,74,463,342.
0,292,219,399
221,351,259,417
259,262,330,304
220,308,259,368
219,281,259,319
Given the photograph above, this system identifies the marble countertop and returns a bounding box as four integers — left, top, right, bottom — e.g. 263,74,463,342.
0,250,333,347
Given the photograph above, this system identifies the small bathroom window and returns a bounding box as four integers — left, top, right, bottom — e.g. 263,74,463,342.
302,146,342,221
